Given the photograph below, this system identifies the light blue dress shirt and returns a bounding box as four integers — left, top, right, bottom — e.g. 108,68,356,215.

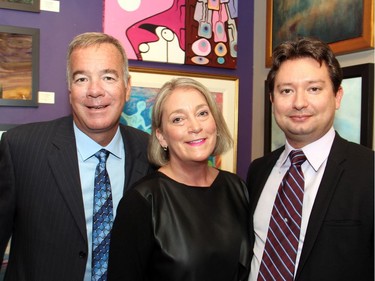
73,123,125,281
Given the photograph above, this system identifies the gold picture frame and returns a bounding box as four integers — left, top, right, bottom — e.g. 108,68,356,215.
266,0,374,67
125,66,239,173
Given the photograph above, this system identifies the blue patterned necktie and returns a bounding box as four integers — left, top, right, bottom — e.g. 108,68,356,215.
258,150,306,281
92,149,113,281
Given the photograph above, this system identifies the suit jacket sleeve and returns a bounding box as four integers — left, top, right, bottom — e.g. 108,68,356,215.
0,132,16,265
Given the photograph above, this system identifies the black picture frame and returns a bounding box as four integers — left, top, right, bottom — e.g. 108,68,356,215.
264,63,374,154
341,63,374,148
0,0,40,12
0,25,40,107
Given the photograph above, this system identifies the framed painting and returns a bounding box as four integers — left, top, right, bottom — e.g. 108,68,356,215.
122,66,239,172
336,63,374,148
264,63,374,154
0,25,39,107
266,0,374,67
0,0,40,12
103,0,238,69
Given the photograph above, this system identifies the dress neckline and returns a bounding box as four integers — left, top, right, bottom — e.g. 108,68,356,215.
156,170,221,189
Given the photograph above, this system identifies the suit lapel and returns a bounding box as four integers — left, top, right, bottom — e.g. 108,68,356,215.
48,118,87,241
296,135,347,279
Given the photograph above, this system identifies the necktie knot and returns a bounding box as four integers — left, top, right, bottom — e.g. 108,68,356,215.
289,150,306,167
95,149,110,164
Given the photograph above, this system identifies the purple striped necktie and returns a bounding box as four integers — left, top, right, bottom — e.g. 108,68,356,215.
258,150,306,281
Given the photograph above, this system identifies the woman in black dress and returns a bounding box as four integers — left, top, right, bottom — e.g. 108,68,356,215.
108,77,251,281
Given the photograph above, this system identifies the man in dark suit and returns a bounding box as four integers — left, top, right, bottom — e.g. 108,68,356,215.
247,37,374,281
0,32,155,281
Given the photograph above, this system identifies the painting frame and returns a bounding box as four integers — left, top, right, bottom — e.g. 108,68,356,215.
0,25,40,107
127,66,239,173
264,63,374,154
0,0,40,12
341,63,374,148
265,0,374,67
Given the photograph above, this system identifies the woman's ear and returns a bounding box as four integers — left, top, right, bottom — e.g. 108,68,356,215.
156,128,167,148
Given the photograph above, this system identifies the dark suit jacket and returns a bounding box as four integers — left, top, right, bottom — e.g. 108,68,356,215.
246,133,374,281
0,116,155,281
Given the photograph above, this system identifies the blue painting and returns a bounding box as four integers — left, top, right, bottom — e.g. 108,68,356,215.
120,86,158,134
333,77,361,143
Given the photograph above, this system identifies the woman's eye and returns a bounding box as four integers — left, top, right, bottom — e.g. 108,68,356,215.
198,110,209,117
172,117,183,123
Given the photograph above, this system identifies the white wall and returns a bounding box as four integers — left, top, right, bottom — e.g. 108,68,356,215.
251,1,375,161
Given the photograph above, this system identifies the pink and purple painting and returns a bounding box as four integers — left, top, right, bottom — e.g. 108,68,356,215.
103,0,238,69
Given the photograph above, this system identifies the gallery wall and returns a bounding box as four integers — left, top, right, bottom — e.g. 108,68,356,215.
0,1,254,179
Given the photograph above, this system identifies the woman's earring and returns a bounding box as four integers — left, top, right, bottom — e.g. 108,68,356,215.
162,146,168,151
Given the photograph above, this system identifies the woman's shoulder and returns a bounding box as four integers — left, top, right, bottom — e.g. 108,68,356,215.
131,171,176,197
217,169,245,184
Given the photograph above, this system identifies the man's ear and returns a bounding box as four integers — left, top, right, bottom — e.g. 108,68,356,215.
125,76,132,102
335,86,344,110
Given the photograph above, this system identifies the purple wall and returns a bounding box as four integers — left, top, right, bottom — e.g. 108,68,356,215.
0,1,254,179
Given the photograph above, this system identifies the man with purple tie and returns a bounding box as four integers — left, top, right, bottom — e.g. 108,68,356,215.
247,37,374,281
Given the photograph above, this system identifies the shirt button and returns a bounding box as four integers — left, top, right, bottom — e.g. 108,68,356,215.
284,217,288,223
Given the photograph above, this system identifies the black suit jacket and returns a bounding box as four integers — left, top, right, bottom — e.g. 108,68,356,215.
0,116,155,281
246,133,374,281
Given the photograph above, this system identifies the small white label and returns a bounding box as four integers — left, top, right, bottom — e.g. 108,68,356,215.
40,0,60,12
38,91,55,104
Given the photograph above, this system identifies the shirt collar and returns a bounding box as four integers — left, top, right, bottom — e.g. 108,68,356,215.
281,127,335,171
73,122,123,161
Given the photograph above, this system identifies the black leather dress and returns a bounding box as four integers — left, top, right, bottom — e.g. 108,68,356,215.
108,170,251,281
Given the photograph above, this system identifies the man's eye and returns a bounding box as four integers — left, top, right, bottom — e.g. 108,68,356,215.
74,77,87,83
104,76,116,81
310,87,320,92
280,89,292,94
